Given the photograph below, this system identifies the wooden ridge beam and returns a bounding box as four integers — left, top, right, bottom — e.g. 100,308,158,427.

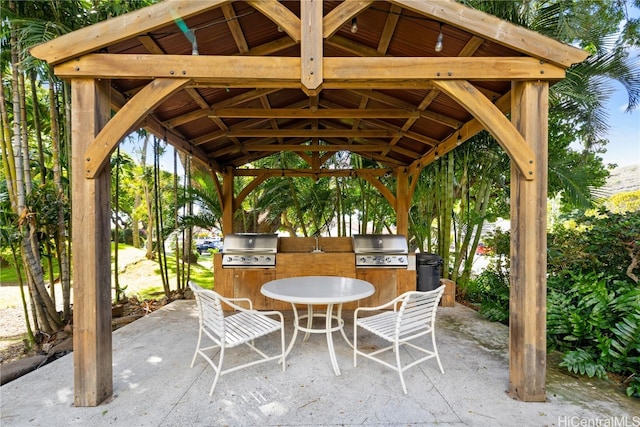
228,129,400,138
245,144,384,152
233,168,393,177
211,108,420,119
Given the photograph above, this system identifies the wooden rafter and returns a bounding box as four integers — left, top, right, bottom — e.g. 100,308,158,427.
247,0,301,42
30,0,229,64
166,88,279,128
323,0,373,38
390,0,589,67
221,3,250,54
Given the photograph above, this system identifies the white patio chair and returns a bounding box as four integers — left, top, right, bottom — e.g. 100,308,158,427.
189,281,286,395
353,285,446,394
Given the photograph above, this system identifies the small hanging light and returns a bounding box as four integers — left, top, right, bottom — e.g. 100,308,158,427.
435,24,444,52
351,17,358,34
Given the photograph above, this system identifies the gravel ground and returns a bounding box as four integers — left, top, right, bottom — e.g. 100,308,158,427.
0,247,209,364
0,297,32,364
0,305,27,338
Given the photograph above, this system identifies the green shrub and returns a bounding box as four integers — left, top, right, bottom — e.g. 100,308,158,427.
547,272,640,396
548,209,640,283
463,269,510,324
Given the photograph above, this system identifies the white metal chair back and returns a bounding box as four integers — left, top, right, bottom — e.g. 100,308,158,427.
354,285,446,394
195,286,226,346
395,290,441,341
188,281,286,395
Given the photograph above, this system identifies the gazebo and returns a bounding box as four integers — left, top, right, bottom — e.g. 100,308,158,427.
30,0,588,406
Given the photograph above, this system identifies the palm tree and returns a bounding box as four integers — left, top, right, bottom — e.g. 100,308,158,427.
423,0,640,284
1,0,156,342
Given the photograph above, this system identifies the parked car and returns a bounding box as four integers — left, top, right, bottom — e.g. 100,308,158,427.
476,242,492,256
196,239,223,254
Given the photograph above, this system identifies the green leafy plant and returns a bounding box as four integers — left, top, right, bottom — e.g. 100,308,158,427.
462,269,510,324
548,272,640,396
559,348,607,378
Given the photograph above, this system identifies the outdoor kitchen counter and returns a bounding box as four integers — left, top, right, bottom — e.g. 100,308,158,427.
213,237,416,310
278,236,353,253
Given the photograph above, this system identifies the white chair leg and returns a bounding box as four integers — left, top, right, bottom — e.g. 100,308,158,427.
280,326,286,371
353,321,358,367
191,330,203,368
432,331,444,374
209,346,225,396
395,341,408,394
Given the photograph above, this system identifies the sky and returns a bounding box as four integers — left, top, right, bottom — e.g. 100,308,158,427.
600,80,640,168
599,5,640,169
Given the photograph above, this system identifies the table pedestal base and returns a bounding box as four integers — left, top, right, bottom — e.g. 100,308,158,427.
286,303,352,375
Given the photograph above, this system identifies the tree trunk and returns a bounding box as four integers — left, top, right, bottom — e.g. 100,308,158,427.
0,67,18,210
10,25,62,334
29,70,46,185
114,147,122,302
49,83,72,322
139,135,155,259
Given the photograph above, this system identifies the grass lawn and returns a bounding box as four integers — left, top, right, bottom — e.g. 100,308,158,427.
1,243,214,309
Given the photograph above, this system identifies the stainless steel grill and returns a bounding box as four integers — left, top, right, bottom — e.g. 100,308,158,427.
353,234,409,268
222,233,278,268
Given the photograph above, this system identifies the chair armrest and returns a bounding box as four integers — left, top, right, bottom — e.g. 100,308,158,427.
223,301,284,322
255,310,285,322
354,293,406,317
217,294,254,311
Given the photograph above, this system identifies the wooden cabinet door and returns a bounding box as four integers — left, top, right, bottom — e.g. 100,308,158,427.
356,269,398,308
232,269,287,310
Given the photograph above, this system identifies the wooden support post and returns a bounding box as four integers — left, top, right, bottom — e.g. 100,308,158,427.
396,168,409,237
221,166,234,234
509,81,548,402
71,78,113,406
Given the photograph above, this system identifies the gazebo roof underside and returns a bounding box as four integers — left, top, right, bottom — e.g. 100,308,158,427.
32,0,588,175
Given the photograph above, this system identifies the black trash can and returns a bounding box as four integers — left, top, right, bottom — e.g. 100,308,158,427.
416,253,443,292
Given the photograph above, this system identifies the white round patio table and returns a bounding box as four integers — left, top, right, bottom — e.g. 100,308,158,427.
261,276,375,376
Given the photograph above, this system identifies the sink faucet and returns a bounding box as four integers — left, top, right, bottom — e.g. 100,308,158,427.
315,236,320,251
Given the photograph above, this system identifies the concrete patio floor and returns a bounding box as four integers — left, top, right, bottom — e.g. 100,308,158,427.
1,300,637,426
